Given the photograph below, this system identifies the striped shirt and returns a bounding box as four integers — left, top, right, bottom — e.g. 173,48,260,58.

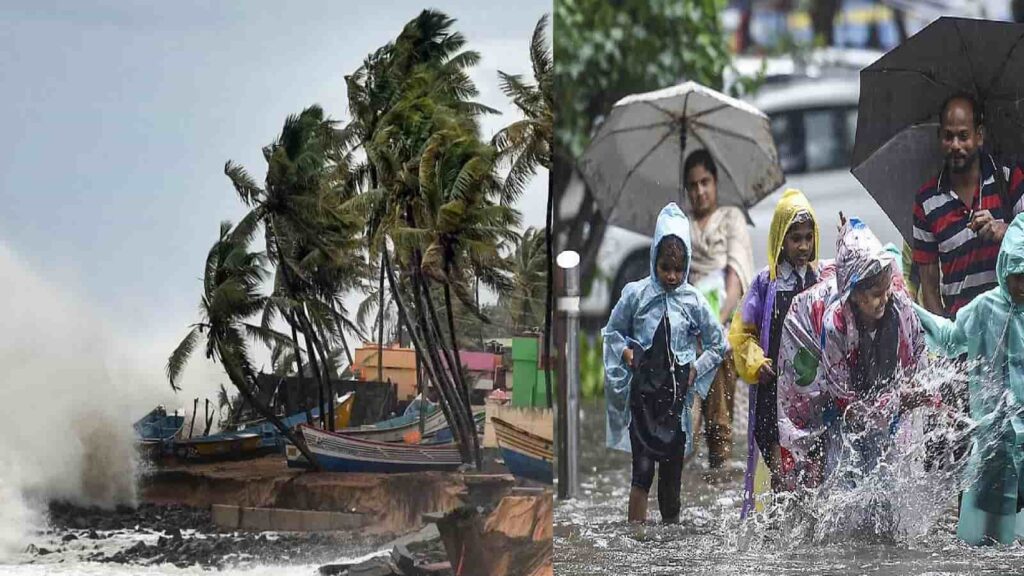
912,154,1024,315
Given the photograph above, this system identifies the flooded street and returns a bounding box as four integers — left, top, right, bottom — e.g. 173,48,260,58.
554,391,1024,575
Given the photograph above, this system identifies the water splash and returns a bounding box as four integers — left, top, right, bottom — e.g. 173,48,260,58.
0,244,166,561
732,356,1019,554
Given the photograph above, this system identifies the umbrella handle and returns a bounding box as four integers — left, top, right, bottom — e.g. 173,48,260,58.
678,128,688,203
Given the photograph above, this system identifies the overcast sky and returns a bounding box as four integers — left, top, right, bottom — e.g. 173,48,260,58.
0,1,549,409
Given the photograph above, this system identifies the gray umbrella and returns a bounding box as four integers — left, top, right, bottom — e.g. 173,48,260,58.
579,81,785,235
852,16,1024,243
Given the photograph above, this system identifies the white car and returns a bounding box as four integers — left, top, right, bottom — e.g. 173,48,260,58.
580,72,906,322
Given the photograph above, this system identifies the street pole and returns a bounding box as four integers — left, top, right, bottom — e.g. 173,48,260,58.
556,250,581,500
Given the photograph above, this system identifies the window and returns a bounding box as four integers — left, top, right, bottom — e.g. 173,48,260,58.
770,106,858,175
804,109,845,172
770,112,805,174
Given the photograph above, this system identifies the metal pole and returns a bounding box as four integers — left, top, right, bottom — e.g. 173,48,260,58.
557,251,581,500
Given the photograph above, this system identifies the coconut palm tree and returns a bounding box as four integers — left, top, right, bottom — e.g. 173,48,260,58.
167,221,319,468
344,10,501,465
504,227,547,331
408,112,520,465
494,14,553,408
226,105,362,431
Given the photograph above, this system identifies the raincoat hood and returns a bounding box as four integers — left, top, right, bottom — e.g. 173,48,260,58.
835,217,895,302
997,213,1024,299
650,203,692,290
768,189,819,280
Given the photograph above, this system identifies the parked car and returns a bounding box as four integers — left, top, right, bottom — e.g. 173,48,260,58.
580,70,906,323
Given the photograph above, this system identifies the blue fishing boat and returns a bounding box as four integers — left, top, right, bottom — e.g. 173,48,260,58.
492,417,553,484
285,424,463,473
133,407,185,460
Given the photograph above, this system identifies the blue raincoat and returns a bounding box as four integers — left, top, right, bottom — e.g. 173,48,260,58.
603,203,727,455
914,213,1024,545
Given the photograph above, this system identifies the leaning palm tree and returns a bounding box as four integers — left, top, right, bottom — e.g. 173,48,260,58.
167,220,319,468
347,9,497,393
494,14,553,408
412,112,520,465
344,10,500,465
226,105,362,431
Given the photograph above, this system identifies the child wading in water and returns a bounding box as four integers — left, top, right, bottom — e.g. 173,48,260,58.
913,213,1024,545
729,189,825,517
603,203,726,523
777,217,927,490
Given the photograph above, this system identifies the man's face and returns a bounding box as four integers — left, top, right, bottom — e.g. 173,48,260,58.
1006,273,1024,305
850,268,893,323
685,164,718,219
940,99,984,175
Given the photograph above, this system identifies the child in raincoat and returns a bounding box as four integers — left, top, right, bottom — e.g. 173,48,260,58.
777,217,926,489
729,189,825,517
912,212,1024,546
603,203,726,524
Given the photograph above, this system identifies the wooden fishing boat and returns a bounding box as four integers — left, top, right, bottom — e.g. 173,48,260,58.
492,417,553,484
242,392,355,450
133,407,185,460
334,406,452,443
285,424,463,473
173,431,263,461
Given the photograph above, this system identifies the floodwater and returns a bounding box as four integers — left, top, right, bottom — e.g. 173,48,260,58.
554,388,1024,576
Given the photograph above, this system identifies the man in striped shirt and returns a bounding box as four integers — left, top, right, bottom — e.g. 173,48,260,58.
913,94,1024,478
913,94,1024,318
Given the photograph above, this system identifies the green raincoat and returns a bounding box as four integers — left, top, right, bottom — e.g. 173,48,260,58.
913,213,1024,545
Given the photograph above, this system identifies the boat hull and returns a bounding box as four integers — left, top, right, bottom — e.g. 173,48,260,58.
492,418,554,485
286,424,463,473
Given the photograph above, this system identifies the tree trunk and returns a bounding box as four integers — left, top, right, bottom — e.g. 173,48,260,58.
417,266,476,464
310,320,337,432
330,301,355,369
296,311,328,429
204,399,214,436
218,344,320,470
189,398,199,439
289,317,314,425
384,248,472,464
444,275,482,467
378,253,386,383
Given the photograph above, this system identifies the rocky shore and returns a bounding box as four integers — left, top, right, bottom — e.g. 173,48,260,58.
32,501,395,570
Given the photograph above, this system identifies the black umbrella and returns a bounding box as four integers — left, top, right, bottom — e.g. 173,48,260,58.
852,17,1024,243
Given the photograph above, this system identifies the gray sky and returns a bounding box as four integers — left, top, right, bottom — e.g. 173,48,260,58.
0,1,549,407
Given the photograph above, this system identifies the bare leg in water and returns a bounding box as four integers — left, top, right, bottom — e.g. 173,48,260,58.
628,487,648,523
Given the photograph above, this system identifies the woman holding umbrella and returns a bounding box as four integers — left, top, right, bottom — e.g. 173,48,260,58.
683,149,755,470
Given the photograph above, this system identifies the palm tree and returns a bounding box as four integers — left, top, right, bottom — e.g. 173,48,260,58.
411,111,520,465
167,221,319,468
344,10,500,465
494,14,553,408
504,227,547,331
226,105,362,431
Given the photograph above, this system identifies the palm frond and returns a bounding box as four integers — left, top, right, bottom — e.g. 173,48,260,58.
167,326,202,391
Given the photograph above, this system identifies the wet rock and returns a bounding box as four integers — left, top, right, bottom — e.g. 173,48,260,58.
87,529,99,540
61,533,78,543
391,544,416,572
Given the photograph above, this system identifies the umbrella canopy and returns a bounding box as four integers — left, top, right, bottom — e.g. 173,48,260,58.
852,17,1024,243
579,81,785,235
